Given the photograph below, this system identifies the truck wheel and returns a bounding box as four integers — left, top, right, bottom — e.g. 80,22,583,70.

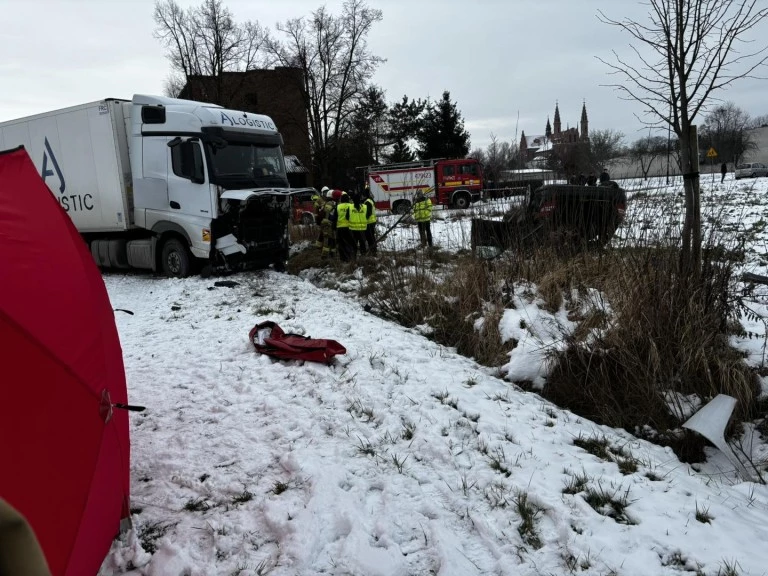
301,213,315,226
393,201,411,215
161,238,192,278
453,195,470,210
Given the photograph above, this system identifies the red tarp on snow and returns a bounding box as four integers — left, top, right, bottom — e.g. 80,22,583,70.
0,146,131,575
250,321,346,364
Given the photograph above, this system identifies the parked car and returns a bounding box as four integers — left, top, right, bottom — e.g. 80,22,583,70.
735,162,768,179
288,188,319,225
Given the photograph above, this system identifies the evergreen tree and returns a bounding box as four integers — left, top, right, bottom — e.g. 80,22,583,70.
384,95,425,163
385,140,416,163
350,86,389,164
416,91,470,160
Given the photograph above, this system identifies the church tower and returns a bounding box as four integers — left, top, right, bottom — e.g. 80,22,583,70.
520,131,528,160
580,101,589,141
545,117,552,139
553,103,562,136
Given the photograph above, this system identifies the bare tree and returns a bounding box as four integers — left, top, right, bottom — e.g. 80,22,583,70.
700,101,758,164
154,0,268,104
751,114,768,128
267,0,384,184
629,134,669,179
474,134,520,183
589,129,625,171
163,73,187,98
598,0,768,277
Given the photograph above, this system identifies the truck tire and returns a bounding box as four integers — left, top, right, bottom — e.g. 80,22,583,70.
393,200,411,215
161,238,192,278
453,194,470,210
301,212,315,226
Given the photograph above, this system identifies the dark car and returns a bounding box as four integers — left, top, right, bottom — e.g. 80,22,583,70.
471,183,627,255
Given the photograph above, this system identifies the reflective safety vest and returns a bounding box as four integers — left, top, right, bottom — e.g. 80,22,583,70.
364,198,377,224
336,202,352,229
349,203,368,231
413,198,433,223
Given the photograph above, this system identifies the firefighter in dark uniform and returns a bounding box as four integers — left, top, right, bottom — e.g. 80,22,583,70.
320,188,337,259
313,186,329,248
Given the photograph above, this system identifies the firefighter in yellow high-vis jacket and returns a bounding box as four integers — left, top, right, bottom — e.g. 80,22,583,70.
413,191,433,248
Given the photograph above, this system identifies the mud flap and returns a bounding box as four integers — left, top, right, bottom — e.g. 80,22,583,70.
682,394,755,481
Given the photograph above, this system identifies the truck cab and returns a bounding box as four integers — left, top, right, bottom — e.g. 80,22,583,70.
434,158,482,209
129,95,291,276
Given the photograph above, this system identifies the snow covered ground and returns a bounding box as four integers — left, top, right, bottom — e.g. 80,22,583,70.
100,175,768,576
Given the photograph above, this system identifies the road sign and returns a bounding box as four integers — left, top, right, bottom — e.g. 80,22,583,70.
707,147,718,159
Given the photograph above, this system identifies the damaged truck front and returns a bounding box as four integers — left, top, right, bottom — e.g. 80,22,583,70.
203,128,291,273
0,94,292,277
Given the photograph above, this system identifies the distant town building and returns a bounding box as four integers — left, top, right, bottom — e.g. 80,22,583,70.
180,67,312,187
520,102,590,167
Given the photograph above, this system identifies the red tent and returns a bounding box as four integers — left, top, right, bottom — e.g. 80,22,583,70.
0,147,131,575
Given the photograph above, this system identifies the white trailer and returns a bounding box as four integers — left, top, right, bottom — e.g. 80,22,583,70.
0,95,293,276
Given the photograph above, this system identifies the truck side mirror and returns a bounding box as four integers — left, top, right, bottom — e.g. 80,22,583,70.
167,137,181,148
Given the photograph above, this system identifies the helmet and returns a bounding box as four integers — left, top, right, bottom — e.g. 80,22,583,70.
326,189,335,199
321,186,330,194
332,190,342,201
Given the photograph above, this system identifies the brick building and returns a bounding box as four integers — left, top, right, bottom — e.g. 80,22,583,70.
180,67,312,186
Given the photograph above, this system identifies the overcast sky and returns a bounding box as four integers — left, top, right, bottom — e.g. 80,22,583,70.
2,0,767,150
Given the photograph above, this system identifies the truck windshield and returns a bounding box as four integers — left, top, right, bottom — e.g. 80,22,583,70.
206,141,289,189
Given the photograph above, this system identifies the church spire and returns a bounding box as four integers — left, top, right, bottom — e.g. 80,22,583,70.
580,100,589,140
545,117,552,138
553,102,561,135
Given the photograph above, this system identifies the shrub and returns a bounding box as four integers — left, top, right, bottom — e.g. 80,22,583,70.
542,197,758,462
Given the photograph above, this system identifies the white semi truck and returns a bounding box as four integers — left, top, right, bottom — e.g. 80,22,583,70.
0,94,293,276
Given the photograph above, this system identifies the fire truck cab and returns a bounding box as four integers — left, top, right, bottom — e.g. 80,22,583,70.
366,158,483,214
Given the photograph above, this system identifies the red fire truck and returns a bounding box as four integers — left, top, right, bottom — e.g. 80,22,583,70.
365,158,483,214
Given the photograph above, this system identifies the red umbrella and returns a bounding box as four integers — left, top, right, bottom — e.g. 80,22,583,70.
0,146,131,575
